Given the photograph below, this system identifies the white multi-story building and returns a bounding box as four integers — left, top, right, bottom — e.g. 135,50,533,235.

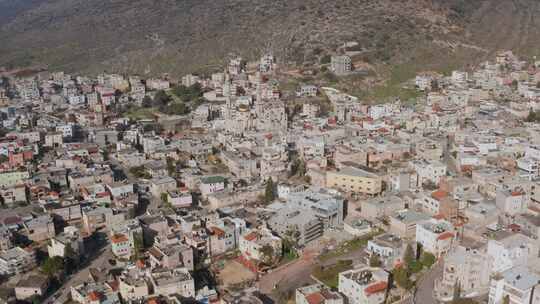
146,78,170,91
435,246,491,301
415,75,432,91
182,74,200,87
48,226,84,259
166,189,193,208
150,176,177,198
488,266,540,304
149,268,194,298
331,55,352,75
296,85,318,97
416,218,455,257
486,233,538,274
239,227,282,263
410,160,447,187
338,266,389,304
451,71,468,85
56,124,73,138
496,188,527,216
200,176,226,197
0,247,37,276
366,233,404,268
111,233,132,258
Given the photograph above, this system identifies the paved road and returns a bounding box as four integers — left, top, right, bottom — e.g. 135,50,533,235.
45,243,113,304
413,262,443,304
259,251,317,299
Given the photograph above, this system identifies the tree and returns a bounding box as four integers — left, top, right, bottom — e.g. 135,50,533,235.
431,79,440,91
283,228,299,259
153,90,171,107
416,242,423,260
29,294,42,304
537,82,540,89
403,243,415,268
129,166,151,179
260,244,275,265
369,254,382,267
393,266,414,291
290,158,306,177
142,96,153,108
511,79,518,89
41,256,64,279
64,243,78,273
320,55,331,64
172,83,203,102
420,252,436,268
526,110,540,122
264,178,275,203
452,280,462,303
166,157,176,176
502,295,510,304
132,233,144,261
160,193,171,208
408,260,423,274
163,102,190,115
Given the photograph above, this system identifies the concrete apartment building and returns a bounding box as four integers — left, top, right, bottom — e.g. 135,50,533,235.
296,284,344,304
338,266,389,304
0,247,37,276
48,226,85,260
435,246,491,301
149,267,195,298
488,266,540,304
389,210,431,239
361,195,406,221
416,218,455,257
287,188,344,229
367,233,404,269
239,227,282,263
149,176,177,198
268,207,324,246
486,233,538,274
327,165,383,196
331,55,352,75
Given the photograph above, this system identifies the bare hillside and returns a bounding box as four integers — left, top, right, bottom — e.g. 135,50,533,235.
0,0,538,75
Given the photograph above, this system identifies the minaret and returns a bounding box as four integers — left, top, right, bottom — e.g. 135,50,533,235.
255,72,264,117
223,69,232,98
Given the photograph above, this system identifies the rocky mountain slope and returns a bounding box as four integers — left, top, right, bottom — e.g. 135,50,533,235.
0,0,538,76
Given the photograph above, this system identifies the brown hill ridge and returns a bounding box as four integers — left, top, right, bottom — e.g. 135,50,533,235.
0,0,538,76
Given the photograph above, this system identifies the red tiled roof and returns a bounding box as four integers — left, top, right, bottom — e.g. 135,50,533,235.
210,227,225,237
364,281,388,296
433,214,445,220
436,231,454,241
136,259,146,269
508,224,521,231
3,216,21,225
244,232,257,241
511,191,523,196
148,298,160,304
305,292,325,304
107,280,119,291
431,190,448,201
88,291,102,301
111,234,128,244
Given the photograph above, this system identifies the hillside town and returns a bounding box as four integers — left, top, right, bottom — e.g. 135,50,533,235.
0,50,539,304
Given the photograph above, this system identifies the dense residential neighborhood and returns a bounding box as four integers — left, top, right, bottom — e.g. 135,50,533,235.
0,49,539,304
